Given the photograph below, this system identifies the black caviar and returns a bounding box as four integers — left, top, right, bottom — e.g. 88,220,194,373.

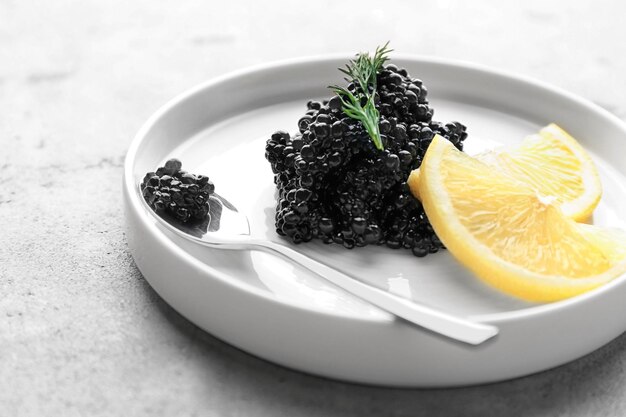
141,159,215,223
265,64,468,257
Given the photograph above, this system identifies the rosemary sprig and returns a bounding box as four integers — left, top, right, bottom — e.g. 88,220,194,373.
330,86,383,150
329,42,392,150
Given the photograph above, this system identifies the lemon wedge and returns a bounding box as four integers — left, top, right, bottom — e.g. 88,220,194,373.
408,124,602,221
414,135,626,302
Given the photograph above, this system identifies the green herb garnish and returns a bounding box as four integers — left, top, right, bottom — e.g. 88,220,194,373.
329,42,392,150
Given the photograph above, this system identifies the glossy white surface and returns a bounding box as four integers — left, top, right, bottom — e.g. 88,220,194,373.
124,56,626,386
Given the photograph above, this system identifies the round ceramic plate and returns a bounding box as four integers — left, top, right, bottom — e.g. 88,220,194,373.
123,56,626,387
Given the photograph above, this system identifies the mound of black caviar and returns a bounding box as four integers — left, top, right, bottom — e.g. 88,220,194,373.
265,63,467,257
141,159,215,223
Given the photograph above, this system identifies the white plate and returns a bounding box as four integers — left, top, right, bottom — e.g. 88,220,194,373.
123,55,626,387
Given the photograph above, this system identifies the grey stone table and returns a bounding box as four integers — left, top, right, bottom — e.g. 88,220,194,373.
2,1,626,415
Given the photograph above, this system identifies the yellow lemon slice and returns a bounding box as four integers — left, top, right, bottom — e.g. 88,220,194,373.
415,135,626,302
408,124,602,221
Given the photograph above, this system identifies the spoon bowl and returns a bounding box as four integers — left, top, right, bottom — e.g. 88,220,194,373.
160,193,250,239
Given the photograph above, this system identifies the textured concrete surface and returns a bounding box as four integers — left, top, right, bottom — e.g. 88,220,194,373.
2,0,626,415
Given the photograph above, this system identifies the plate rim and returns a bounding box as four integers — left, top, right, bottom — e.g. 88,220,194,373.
124,53,626,326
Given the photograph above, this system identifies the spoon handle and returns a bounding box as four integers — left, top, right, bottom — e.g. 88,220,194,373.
248,239,499,345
